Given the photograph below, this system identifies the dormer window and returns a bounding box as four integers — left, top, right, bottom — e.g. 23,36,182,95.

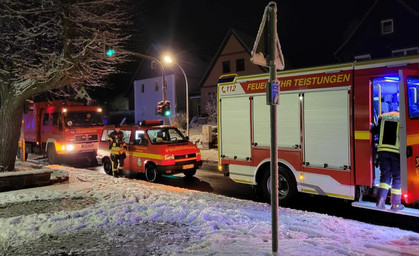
381,19,393,34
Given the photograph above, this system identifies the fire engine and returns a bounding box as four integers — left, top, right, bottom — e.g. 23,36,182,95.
96,121,202,181
21,100,104,164
218,55,419,216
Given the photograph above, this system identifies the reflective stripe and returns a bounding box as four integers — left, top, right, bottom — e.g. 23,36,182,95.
354,131,370,140
391,188,402,195
379,183,391,190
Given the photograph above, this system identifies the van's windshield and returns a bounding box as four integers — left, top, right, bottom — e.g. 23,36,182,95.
147,128,187,144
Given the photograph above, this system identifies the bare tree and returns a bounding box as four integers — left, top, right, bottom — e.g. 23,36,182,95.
0,0,133,172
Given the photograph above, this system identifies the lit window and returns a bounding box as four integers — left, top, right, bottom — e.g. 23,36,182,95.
381,19,393,34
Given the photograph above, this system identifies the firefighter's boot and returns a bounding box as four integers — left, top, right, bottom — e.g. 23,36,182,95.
376,188,387,209
118,168,124,178
390,194,405,211
113,170,119,178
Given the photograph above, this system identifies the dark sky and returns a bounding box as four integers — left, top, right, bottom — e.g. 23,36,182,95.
137,0,373,67
97,0,374,105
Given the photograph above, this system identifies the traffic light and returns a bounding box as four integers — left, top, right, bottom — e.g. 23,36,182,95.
163,101,171,116
106,48,115,57
157,101,164,115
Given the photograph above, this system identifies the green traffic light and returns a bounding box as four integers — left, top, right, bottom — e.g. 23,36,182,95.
106,49,115,57
164,110,171,116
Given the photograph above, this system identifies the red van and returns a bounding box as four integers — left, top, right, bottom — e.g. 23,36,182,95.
96,121,202,181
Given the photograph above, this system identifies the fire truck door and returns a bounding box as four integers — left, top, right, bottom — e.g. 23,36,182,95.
399,69,419,203
40,109,52,144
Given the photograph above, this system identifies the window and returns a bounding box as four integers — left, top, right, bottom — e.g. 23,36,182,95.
52,112,60,126
147,128,187,144
236,58,245,72
141,84,145,93
134,130,148,145
43,113,49,125
222,61,231,73
151,61,157,69
155,82,159,91
392,47,419,57
100,129,131,144
101,129,114,142
381,19,393,34
407,77,419,119
354,54,371,62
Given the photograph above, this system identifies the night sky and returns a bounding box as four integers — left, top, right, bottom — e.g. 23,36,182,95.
138,0,373,66
98,0,374,105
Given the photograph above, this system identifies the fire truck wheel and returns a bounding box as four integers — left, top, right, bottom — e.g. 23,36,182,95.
102,158,113,175
145,165,160,182
260,166,296,205
47,144,59,164
183,169,196,178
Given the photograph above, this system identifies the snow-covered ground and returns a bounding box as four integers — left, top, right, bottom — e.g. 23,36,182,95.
1,162,418,256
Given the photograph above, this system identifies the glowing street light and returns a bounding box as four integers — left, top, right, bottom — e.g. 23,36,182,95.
163,54,189,138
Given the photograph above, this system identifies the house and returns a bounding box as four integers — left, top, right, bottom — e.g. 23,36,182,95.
131,45,206,124
199,29,267,116
334,0,419,62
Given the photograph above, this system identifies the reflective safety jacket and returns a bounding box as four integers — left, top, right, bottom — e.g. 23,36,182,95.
108,130,127,155
377,111,400,154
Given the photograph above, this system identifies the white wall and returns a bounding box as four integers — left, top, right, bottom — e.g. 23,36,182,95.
133,74,176,124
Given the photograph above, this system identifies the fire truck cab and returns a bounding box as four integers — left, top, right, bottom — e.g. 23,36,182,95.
21,100,104,164
218,55,419,216
97,121,202,182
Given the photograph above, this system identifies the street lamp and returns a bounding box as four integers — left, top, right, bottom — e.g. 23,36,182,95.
105,47,168,124
163,54,189,138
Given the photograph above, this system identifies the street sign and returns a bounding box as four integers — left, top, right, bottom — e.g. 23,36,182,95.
267,81,280,105
250,3,285,70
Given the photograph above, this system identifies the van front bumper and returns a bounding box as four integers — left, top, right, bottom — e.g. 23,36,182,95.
156,160,203,174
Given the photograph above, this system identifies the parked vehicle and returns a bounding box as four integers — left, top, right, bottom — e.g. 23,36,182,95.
97,121,202,182
20,100,104,164
217,55,419,216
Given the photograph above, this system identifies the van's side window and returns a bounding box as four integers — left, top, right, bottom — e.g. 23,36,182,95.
101,129,113,142
134,130,147,146
122,130,132,144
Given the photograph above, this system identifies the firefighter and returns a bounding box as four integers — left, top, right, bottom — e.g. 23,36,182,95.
370,110,404,211
108,124,127,177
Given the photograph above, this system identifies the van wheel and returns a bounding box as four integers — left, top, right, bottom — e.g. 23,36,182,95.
183,169,196,178
103,158,113,175
47,144,59,164
145,165,160,182
259,165,296,206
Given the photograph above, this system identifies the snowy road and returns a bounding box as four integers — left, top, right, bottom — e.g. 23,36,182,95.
0,162,419,255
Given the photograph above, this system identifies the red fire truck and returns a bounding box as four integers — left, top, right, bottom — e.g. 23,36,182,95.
218,55,419,216
21,100,104,164
96,121,202,181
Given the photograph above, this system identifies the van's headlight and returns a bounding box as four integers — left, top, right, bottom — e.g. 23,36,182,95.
164,154,174,160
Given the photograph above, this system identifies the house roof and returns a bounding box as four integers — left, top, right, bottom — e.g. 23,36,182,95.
198,28,267,88
334,0,419,60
